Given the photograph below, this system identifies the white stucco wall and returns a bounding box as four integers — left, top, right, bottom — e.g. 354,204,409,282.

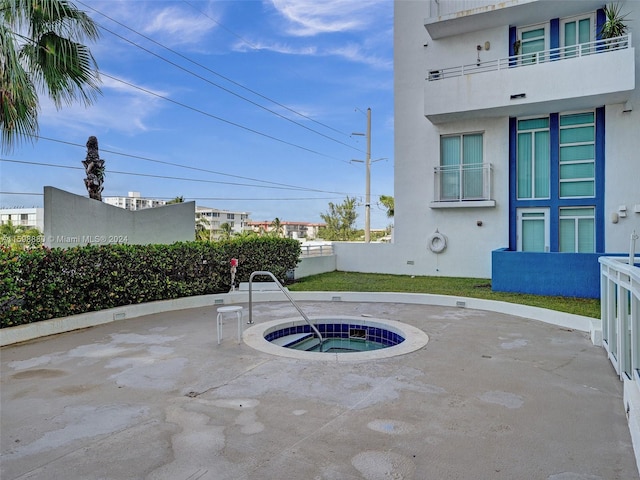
604,103,640,253
44,187,195,248
383,0,640,280
391,1,512,278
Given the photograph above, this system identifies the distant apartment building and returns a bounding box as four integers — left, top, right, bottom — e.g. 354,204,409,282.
248,220,325,240
197,206,251,240
103,192,166,211
0,207,44,232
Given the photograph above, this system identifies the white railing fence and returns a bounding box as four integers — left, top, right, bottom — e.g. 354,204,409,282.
433,163,492,202
600,255,640,382
599,251,640,473
300,244,334,257
428,34,631,81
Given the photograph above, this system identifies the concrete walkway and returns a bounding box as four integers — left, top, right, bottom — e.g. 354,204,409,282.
1,301,638,479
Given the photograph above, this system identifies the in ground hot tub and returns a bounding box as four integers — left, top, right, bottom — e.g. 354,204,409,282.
243,316,429,361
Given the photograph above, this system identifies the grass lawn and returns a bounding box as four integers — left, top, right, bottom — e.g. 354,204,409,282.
289,271,600,319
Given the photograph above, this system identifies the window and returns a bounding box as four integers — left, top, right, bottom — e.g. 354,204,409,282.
517,208,549,252
559,112,595,198
559,207,595,252
439,133,484,201
518,24,547,63
517,118,549,199
561,14,594,57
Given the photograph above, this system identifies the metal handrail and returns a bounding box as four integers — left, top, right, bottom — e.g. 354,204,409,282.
427,33,631,81
247,271,324,351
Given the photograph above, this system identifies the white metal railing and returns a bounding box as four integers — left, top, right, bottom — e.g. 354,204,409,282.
300,244,334,257
599,253,639,383
433,163,492,202
247,270,325,351
427,34,631,81
427,0,496,18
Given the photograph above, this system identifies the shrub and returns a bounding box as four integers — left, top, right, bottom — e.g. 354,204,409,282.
0,238,300,328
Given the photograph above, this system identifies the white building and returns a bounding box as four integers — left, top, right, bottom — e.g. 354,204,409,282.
0,207,44,232
103,192,166,211
392,0,639,297
196,206,251,240
248,220,325,240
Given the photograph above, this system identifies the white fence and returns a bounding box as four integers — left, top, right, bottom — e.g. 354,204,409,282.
599,255,640,471
300,244,334,257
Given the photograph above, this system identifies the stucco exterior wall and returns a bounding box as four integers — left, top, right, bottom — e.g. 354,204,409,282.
44,187,195,248
604,103,640,253
389,0,639,281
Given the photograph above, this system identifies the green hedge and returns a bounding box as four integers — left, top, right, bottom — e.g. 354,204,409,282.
0,237,300,328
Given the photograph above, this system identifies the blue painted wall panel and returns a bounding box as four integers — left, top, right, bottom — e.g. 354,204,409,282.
492,249,630,298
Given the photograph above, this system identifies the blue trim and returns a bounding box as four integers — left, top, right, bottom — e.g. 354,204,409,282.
550,18,560,60
509,111,604,253
549,113,560,252
596,8,605,40
595,106,605,252
509,26,517,56
508,117,517,250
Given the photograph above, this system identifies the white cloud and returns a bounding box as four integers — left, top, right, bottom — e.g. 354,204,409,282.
142,5,217,46
38,74,168,135
268,0,386,37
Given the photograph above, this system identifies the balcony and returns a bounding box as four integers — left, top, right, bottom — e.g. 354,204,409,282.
425,0,604,39
430,163,495,208
425,35,635,124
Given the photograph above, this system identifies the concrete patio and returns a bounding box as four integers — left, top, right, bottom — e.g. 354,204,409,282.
1,299,638,479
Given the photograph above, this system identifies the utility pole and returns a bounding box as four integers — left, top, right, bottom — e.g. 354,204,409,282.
364,107,371,243
352,108,372,243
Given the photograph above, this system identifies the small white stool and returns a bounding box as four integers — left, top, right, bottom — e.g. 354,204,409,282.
216,306,243,344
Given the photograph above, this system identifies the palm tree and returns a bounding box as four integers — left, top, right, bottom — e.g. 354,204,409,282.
379,195,394,218
270,217,284,237
219,222,233,240
1,0,101,152
0,219,42,249
195,215,210,242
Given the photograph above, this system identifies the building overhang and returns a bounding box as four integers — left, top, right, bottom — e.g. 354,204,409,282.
425,47,635,124
424,0,604,40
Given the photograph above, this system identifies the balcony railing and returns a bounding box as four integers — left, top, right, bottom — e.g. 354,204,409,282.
433,163,493,203
427,34,631,81
300,244,334,257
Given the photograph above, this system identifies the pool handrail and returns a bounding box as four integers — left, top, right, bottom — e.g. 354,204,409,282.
248,271,324,351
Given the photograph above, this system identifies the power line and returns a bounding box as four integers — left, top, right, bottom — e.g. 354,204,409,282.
0,191,342,202
101,71,345,163
0,158,358,196
181,0,261,51
29,134,333,193
78,1,362,155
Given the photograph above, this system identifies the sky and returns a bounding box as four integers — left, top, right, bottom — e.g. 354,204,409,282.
0,0,395,229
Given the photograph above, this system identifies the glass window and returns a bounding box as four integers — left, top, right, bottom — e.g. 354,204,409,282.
519,25,547,63
517,208,549,252
517,118,549,199
559,112,595,198
562,15,594,56
559,207,595,252
439,133,484,201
